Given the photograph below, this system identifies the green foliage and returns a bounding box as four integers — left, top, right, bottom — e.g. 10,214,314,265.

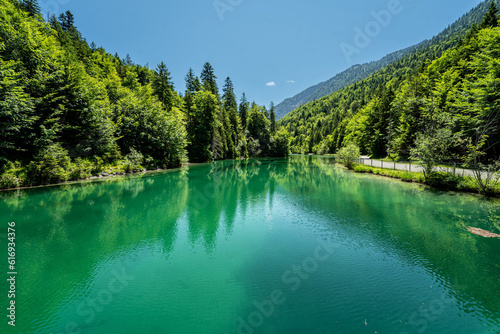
270,101,277,134
425,171,462,190
117,87,187,168
410,116,458,179
247,104,271,156
27,143,71,184
280,1,500,183
335,143,360,169
270,128,290,157
187,90,218,162
274,44,420,120
153,61,175,111
200,62,218,97
18,0,40,17
239,93,249,130
123,148,144,173
0,160,23,189
481,1,499,28
68,158,92,180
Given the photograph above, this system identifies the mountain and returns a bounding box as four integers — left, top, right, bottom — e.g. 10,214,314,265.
275,44,421,120
276,1,497,121
279,0,500,158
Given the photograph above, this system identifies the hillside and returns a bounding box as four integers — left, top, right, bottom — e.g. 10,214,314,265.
275,44,421,120
280,0,500,160
0,0,287,189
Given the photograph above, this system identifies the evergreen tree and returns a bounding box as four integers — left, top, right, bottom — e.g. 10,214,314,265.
153,61,175,111
481,1,498,28
200,62,219,97
19,0,41,17
270,101,277,134
124,54,134,66
58,10,74,31
239,93,249,129
185,68,199,93
184,68,201,136
187,91,218,162
247,104,271,156
222,77,239,158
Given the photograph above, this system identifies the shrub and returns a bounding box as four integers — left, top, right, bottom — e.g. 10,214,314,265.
425,172,461,190
27,144,71,185
0,161,25,189
335,143,360,169
69,158,93,180
354,164,372,173
123,148,144,173
0,174,21,189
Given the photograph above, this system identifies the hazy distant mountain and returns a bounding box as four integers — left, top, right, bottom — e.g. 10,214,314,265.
274,45,421,120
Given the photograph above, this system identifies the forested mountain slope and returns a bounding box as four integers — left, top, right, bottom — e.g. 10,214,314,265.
280,0,500,162
0,0,288,189
274,44,421,120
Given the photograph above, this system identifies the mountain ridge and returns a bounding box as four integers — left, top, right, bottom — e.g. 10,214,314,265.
275,0,495,120
275,43,423,120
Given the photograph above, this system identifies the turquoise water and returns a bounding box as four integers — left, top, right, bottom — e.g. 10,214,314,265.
1,155,500,333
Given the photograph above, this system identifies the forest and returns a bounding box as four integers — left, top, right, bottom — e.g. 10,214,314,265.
280,0,500,168
0,0,290,189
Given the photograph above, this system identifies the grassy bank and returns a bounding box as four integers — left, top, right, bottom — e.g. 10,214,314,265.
352,164,500,197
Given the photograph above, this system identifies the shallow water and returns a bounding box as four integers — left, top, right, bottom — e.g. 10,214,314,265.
1,156,500,334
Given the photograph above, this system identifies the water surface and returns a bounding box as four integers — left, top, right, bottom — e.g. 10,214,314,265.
1,156,500,334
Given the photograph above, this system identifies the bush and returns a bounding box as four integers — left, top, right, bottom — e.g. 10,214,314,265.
425,172,461,190
354,164,372,173
0,161,25,189
27,144,71,185
123,148,144,173
69,158,93,180
335,143,360,169
0,174,21,189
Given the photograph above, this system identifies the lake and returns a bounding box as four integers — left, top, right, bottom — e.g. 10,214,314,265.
1,155,500,334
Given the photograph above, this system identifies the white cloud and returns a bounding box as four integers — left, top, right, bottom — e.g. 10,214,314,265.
286,80,296,83
266,81,276,87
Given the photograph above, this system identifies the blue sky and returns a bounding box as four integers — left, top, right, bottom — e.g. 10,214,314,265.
40,0,483,107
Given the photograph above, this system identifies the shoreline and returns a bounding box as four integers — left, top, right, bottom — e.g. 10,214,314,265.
349,163,500,201
0,165,187,193
0,158,273,193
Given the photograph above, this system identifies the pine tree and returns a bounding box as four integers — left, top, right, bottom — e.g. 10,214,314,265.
481,2,499,28
200,62,219,97
58,10,74,31
124,54,134,66
270,101,277,134
222,77,239,158
184,68,201,142
153,61,175,111
239,93,249,129
19,0,41,17
185,68,201,94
